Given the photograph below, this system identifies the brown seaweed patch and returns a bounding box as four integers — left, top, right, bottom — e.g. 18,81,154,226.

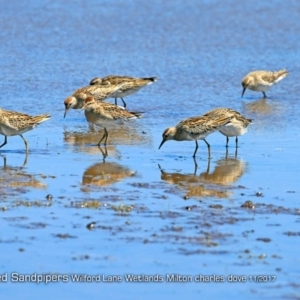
256,238,271,243
14,200,52,207
54,234,77,239
241,200,255,209
284,232,300,236
110,204,134,214
16,222,48,229
70,200,101,209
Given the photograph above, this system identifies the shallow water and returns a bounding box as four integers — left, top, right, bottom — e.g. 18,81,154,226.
0,0,300,299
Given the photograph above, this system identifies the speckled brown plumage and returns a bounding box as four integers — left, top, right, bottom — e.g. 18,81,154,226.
82,96,143,146
63,82,126,118
0,107,50,152
241,69,288,98
89,75,158,108
203,108,252,147
159,111,231,157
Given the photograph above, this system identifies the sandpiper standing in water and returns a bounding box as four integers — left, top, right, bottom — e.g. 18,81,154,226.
0,107,50,153
82,96,143,146
203,108,252,148
241,69,288,98
158,112,231,157
64,82,126,118
90,75,158,108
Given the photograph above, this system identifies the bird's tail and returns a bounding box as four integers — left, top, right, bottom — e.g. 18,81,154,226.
129,111,144,118
245,118,253,126
32,113,51,124
141,77,158,83
275,69,289,82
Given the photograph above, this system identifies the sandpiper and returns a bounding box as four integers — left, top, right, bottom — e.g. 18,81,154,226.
241,69,288,98
0,107,50,153
64,82,126,118
203,108,252,147
82,96,143,146
158,112,230,157
90,75,158,108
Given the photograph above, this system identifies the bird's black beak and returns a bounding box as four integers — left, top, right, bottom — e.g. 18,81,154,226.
159,138,166,149
241,87,246,98
64,107,69,118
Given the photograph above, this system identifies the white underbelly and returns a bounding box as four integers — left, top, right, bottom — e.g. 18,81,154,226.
0,124,32,136
219,123,247,137
110,87,142,98
248,83,271,92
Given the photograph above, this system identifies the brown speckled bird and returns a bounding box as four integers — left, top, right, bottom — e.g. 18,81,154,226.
0,107,50,152
90,75,158,108
241,69,288,98
82,96,143,146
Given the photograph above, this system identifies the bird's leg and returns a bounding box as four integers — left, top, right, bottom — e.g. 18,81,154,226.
22,151,28,167
203,139,211,158
121,98,127,108
193,140,199,157
235,147,238,159
192,157,198,175
97,127,108,146
103,127,108,145
2,156,7,169
0,136,7,149
262,92,267,98
115,98,118,105
20,135,28,154
225,147,229,159
226,136,229,148
98,145,108,162
206,156,211,173
235,136,238,148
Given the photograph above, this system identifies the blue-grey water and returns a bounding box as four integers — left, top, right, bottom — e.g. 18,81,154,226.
0,0,300,299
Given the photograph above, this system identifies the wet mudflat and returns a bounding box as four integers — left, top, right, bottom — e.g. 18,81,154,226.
0,0,300,299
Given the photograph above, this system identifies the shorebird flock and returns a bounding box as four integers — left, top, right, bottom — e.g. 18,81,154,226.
0,69,288,156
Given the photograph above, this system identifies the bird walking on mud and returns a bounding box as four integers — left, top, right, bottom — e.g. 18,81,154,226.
241,69,288,98
203,108,252,147
0,107,50,153
158,112,231,157
82,96,143,146
90,75,158,108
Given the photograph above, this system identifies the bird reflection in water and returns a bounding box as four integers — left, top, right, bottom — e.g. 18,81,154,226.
64,124,150,154
198,151,246,186
82,152,135,187
0,155,47,190
243,97,278,116
159,152,246,199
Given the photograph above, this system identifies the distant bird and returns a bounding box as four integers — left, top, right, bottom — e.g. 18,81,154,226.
90,75,158,108
64,82,126,118
0,107,50,153
241,69,288,98
203,108,252,147
158,112,230,157
82,96,143,146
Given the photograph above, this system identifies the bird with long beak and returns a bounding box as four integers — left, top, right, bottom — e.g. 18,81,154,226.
241,69,288,98
82,96,143,146
63,82,127,118
159,112,231,157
